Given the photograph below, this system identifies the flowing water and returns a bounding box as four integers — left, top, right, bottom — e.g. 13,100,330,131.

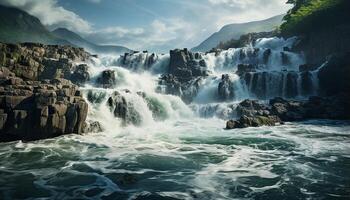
0,38,349,200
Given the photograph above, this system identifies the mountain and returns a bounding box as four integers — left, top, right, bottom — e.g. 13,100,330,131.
192,14,284,52
52,28,132,54
0,5,69,45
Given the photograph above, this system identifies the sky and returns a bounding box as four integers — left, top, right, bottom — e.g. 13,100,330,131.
0,0,292,52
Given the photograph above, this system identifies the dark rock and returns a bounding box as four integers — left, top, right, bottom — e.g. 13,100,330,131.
299,64,318,72
0,77,88,142
226,115,281,129
83,121,103,133
236,64,256,76
318,52,350,96
107,91,141,126
263,49,271,64
218,74,234,101
70,64,90,85
96,70,116,88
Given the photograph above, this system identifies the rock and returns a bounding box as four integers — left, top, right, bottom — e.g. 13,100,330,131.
318,53,350,96
70,64,90,85
107,91,141,126
96,70,116,88
299,64,318,72
236,99,269,117
0,42,91,81
226,115,281,129
263,49,271,64
218,74,234,101
169,48,208,80
0,77,88,142
281,52,291,65
83,121,103,133
236,64,256,75
226,94,350,130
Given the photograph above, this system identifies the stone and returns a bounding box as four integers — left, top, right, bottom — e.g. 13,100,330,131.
96,70,116,88
218,74,234,101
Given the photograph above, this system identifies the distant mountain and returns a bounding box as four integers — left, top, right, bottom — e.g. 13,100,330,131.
192,14,284,52
0,5,69,45
52,28,132,54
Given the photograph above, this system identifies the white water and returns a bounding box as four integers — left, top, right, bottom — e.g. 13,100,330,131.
2,37,346,200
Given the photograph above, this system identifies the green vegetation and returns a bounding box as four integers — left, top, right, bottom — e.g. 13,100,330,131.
281,0,350,36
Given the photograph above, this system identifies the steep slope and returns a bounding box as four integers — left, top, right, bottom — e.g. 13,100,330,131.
0,5,69,45
192,14,284,52
52,28,132,54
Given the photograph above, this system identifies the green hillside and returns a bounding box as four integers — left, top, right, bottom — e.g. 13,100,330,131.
0,5,69,45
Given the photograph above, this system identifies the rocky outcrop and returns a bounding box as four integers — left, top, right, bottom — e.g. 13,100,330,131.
0,42,94,142
169,48,208,81
158,48,208,103
119,51,157,70
107,91,141,126
158,74,203,104
226,95,350,129
226,115,281,129
0,42,91,85
318,52,350,96
0,75,88,142
96,70,116,88
218,74,234,101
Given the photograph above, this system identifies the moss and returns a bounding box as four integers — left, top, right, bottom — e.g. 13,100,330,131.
281,0,349,36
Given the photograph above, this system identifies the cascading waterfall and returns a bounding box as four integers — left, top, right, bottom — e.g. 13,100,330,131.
1,37,349,200
82,37,322,125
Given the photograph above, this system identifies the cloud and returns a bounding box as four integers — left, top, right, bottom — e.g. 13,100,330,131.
0,0,92,33
85,18,193,52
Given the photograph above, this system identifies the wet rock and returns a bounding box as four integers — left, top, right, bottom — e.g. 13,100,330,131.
70,64,90,85
0,42,91,81
169,48,208,80
0,77,88,142
83,121,103,133
96,70,116,88
318,53,350,96
263,49,271,64
236,64,256,76
226,115,281,129
107,91,141,126
218,74,234,101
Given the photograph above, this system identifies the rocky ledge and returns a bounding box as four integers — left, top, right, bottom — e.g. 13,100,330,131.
226,94,350,129
0,43,95,142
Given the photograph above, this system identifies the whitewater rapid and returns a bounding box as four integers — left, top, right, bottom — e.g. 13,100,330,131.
0,37,348,199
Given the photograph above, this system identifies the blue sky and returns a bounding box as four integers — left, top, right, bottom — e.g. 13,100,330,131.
0,0,291,52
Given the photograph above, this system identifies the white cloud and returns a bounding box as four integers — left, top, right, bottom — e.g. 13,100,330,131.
85,18,193,52
0,0,92,33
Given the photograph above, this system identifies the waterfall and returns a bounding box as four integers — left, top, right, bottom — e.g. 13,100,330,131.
78,37,323,126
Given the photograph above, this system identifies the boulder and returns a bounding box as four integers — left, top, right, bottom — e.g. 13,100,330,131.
218,74,234,101
226,115,281,129
96,70,116,88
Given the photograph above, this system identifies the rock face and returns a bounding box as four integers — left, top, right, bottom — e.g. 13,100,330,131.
158,48,208,103
226,95,350,129
218,74,234,101
226,115,281,129
318,53,350,96
0,76,88,142
0,42,92,142
0,43,91,85
169,48,208,80
107,91,141,126
96,70,116,88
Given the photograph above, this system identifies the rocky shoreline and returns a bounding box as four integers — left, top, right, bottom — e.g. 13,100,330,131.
0,43,94,142
226,95,350,129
